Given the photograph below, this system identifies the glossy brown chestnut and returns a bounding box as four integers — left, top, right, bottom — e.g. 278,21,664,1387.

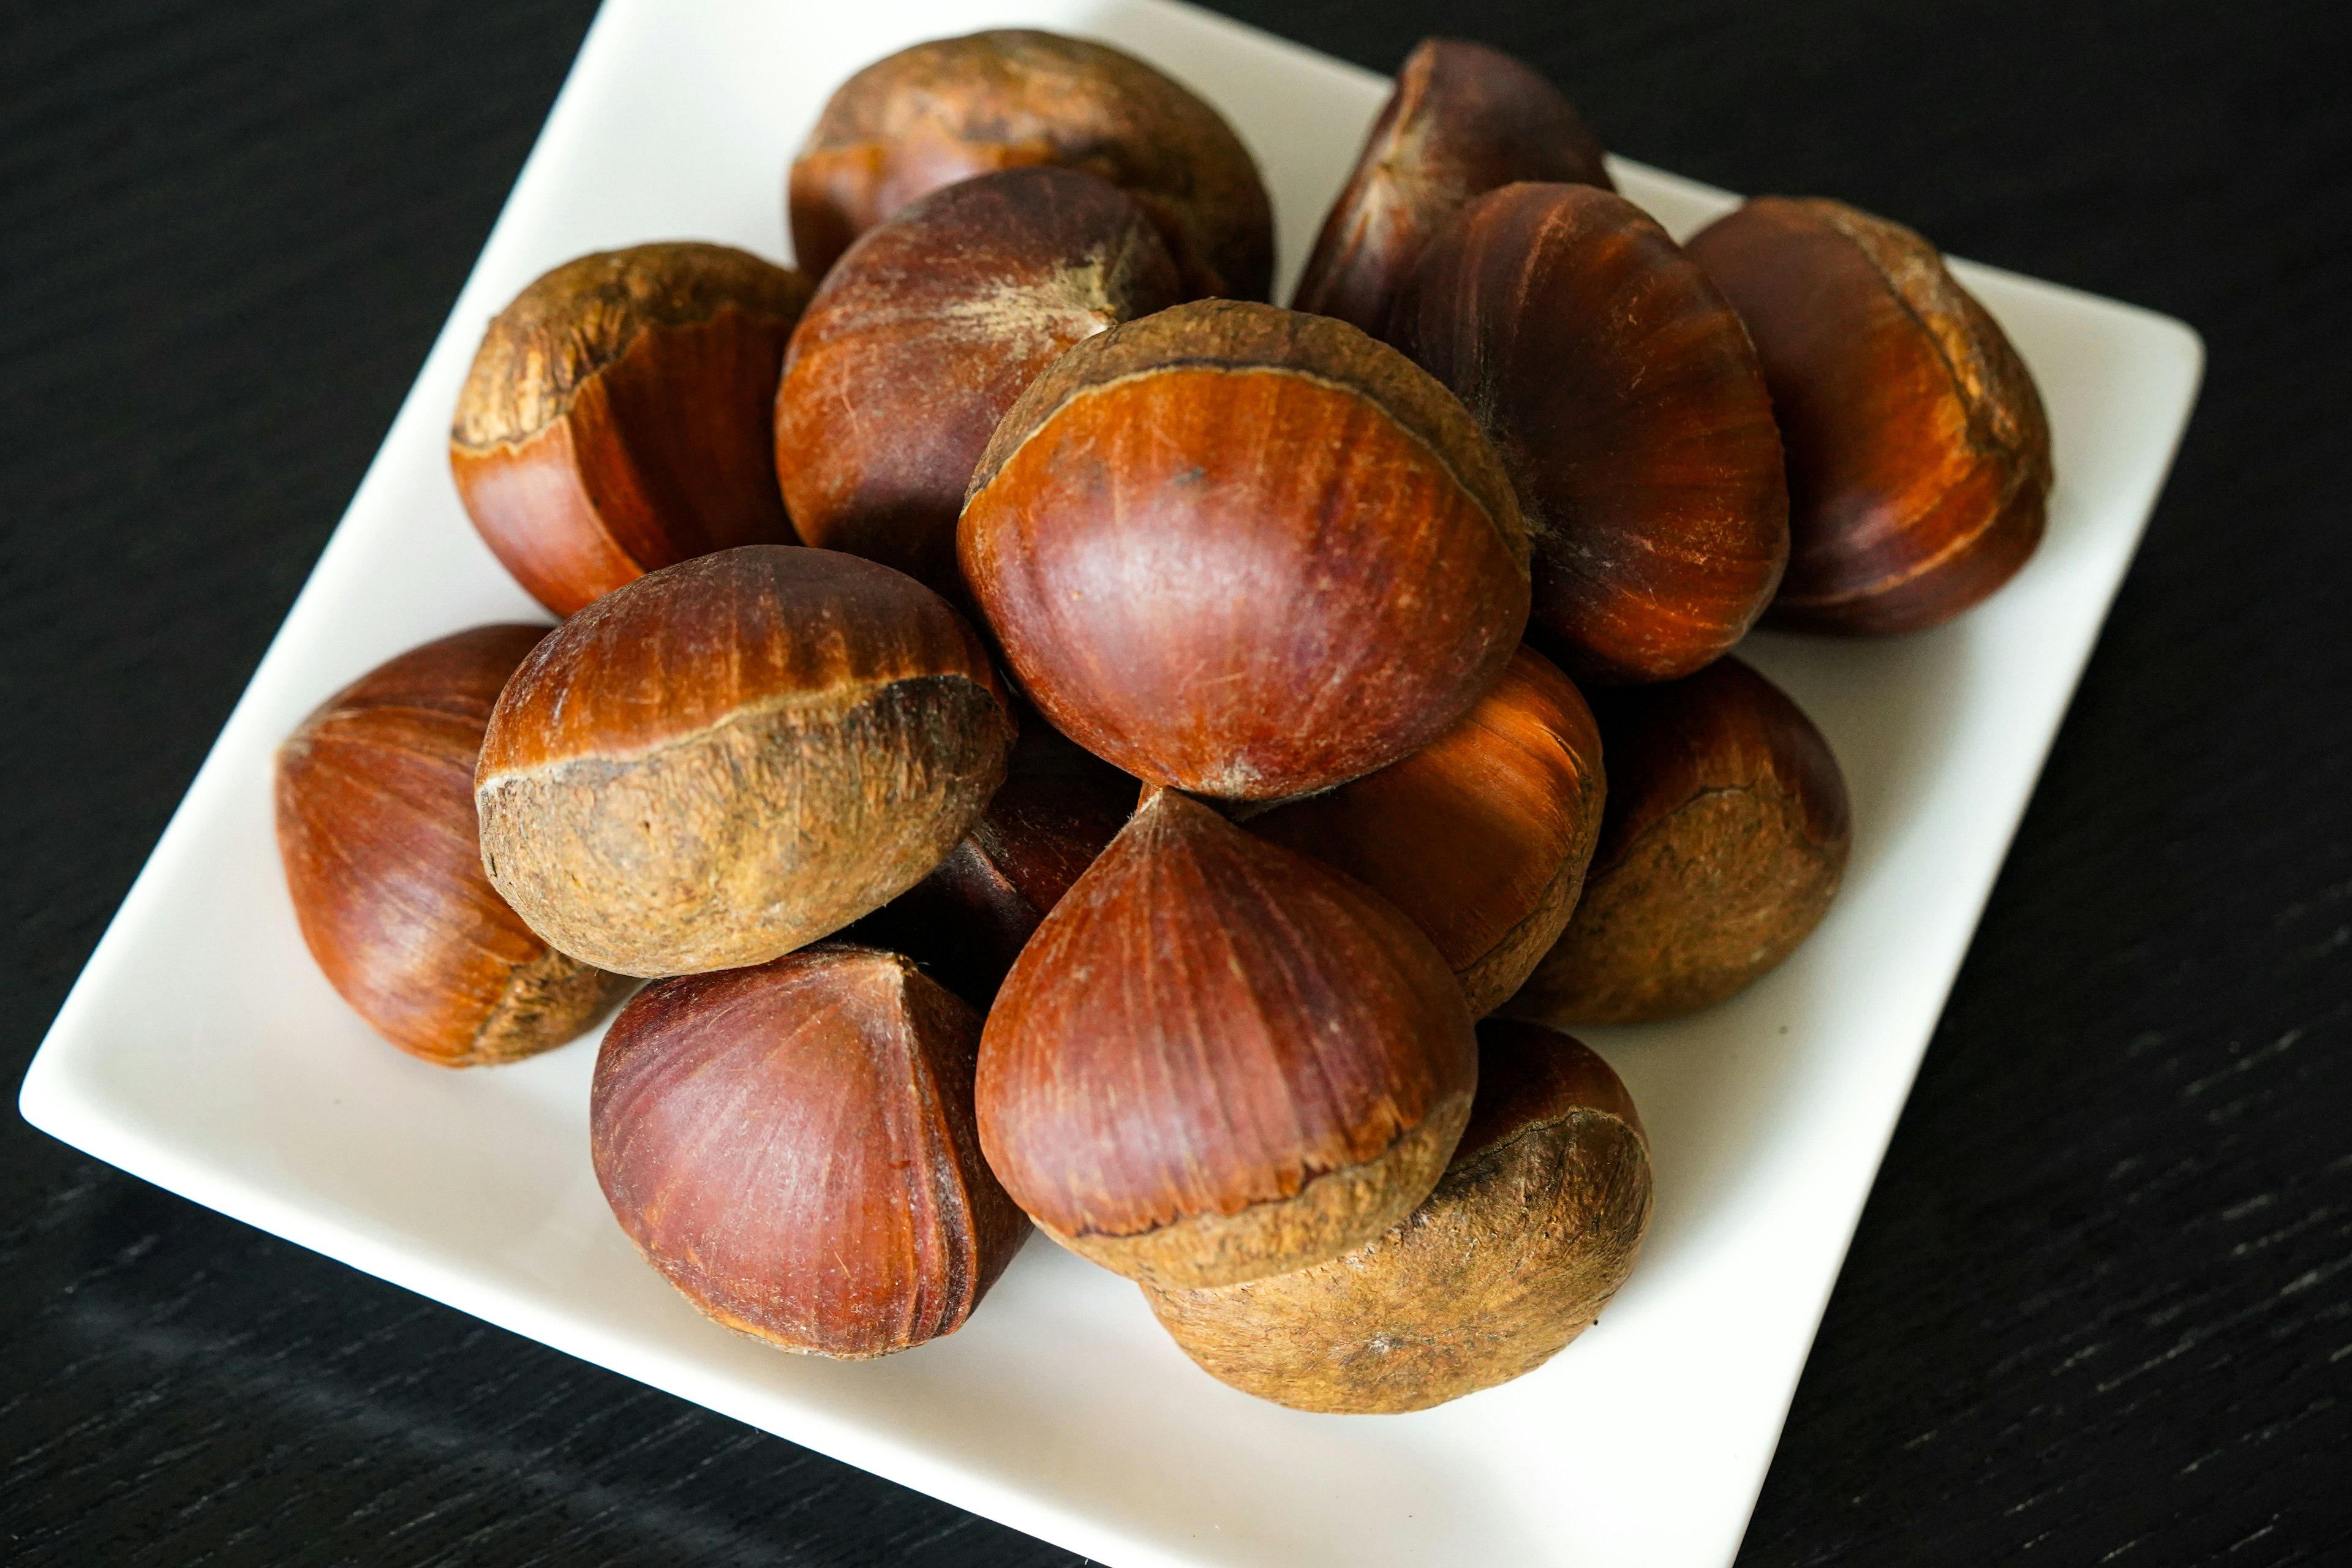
1506,656,1850,1024
788,29,1273,301
1393,183,1789,685
962,298,1531,800
775,167,1185,601
475,546,1013,978
847,701,1138,1006
450,243,813,616
1144,1019,1651,1412
276,625,628,1065
1686,197,2054,634
592,944,1029,1358
1249,644,1605,1017
1292,37,1613,335
976,788,1479,1289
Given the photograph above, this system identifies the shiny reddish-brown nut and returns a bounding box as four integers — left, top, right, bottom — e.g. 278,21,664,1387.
275,625,628,1065
962,298,1531,800
1293,37,1613,336
1393,183,1789,685
788,29,1273,301
1249,644,1605,1017
475,546,1013,978
1144,1019,1650,1412
592,944,1029,1359
1506,656,1850,1024
450,244,813,616
846,701,1138,1006
1685,197,2054,634
775,167,1185,602
976,788,1479,1289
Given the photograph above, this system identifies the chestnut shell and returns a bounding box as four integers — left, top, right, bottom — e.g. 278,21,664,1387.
1393,183,1789,685
1686,196,2054,634
788,29,1273,302
1293,37,1612,336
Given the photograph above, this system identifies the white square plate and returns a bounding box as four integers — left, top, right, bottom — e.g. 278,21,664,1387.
19,1,2203,1563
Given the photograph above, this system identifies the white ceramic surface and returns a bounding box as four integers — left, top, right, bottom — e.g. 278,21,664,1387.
18,1,2203,1564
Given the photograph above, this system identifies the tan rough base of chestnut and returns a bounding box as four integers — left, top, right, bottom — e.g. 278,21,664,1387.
463,948,632,1066
1042,1091,1475,1291
1144,1106,1652,1413
1455,844,1588,1019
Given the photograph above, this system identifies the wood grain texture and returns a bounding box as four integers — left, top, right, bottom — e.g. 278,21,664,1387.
3,1,2348,1564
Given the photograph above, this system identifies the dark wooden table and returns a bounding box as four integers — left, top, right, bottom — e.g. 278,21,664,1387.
5,2,2346,1562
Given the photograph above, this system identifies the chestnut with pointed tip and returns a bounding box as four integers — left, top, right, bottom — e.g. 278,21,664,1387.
775,167,1185,601
1506,656,1850,1025
1393,182,1789,685
962,298,1531,801
976,787,1479,1290
475,546,1014,978
1686,196,2054,634
1144,1019,1651,1413
276,625,628,1066
450,243,813,616
592,943,1029,1359
788,29,1273,301
1250,644,1605,1017
1293,37,1612,336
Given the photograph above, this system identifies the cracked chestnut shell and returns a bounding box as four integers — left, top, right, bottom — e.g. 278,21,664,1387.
962,298,1530,801
592,943,1029,1359
976,788,1479,1290
1506,656,1850,1024
1393,183,1789,685
788,29,1273,301
451,243,813,616
1144,1019,1651,1413
1294,37,1612,336
475,546,1013,978
1250,644,1605,1017
276,625,628,1065
775,167,1185,602
1686,196,2054,634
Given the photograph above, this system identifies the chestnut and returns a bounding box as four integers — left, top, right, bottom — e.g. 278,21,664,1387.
846,703,1137,1007
961,298,1531,801
1686,197,2054,634
1144,1019,1650,1413
1505,655,1850,1025
592,943,1028,1358
450,243,813,616
976,788,1478,1290
775,167,1185,602
275,625,627,1065
1249,644,1605,1017
1293,37,1613,336
474,546,1013,978
1392,183,1789,685
788,29,1273,302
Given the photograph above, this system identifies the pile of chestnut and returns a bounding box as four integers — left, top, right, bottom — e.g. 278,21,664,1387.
275,31,2051,1414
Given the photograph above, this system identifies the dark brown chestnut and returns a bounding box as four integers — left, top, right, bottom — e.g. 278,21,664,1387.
788,29,1273,302
1293,37,1613,336
1506,655,1850,1024
1393,182,1789,685
450,243,813,616
475,546,1013,978
275,625,628,1065
1686,196,2054,634
1249,644,1605,1017
592,943,1029,1359
976,788,1479,1290
846,701,1138,1006
774,167,1185,601
961,298,1531,801
1144,1019,1650,1412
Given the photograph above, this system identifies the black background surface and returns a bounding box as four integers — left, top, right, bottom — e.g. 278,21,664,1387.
4,2,2348,1563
